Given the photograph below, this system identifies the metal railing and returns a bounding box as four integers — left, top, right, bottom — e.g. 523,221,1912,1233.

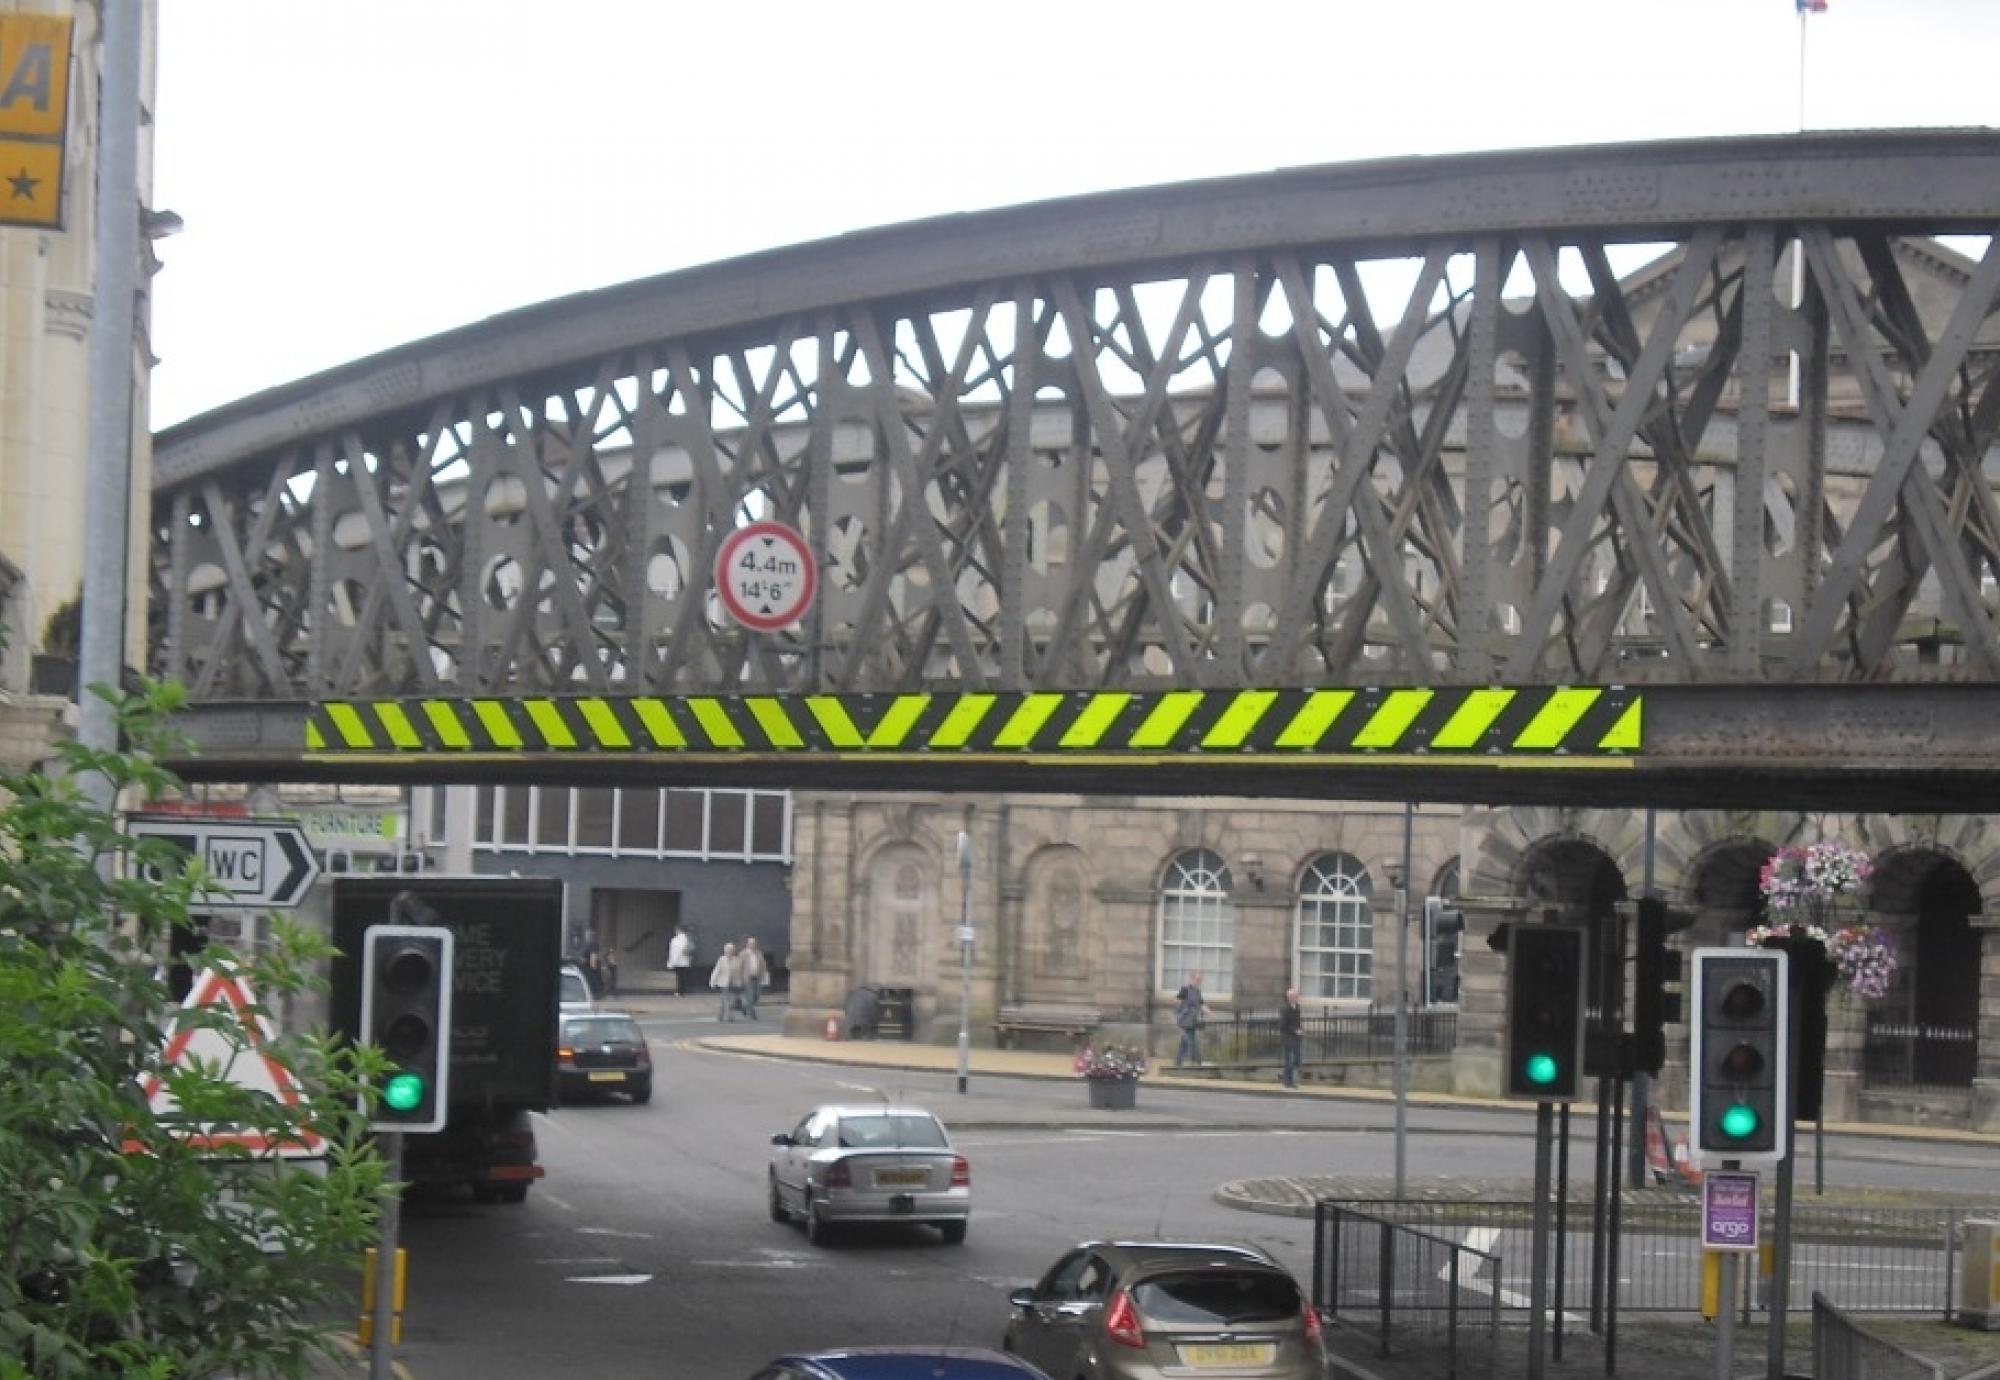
1210,1008,1457,1064
1864,1014,1978,1092
1321,1198,1966,1316
1812,1292,1945,1380
1316,1203,1500,1380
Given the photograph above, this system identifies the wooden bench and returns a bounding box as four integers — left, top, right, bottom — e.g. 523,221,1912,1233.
992,1003,1102,1049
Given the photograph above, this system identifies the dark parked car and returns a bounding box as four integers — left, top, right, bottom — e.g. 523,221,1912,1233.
556,1012,651,1104
749,1348,1050,1380
1004,1240,1322,1380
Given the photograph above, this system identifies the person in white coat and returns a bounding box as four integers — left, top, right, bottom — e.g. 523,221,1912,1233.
709,942,742,1022
666,926,694,997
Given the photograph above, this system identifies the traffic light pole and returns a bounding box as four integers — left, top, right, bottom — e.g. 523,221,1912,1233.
1528,1102,1555,1380
1715,1160,1741,1380
369,1131,403,1380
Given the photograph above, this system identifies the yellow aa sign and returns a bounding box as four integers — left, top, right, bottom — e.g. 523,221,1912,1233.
0,14,71,230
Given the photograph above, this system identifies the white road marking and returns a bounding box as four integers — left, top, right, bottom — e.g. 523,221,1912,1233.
537,1257,620,1266
566,1274,654,1286
691,1257,817,1270
576,1226,653,1240
1449,1226,1586,1325
539,1193,576,1213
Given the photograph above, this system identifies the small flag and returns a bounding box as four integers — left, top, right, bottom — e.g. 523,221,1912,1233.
1796,0,1827,11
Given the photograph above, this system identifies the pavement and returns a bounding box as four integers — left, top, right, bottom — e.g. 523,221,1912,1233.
601,989,2000,1380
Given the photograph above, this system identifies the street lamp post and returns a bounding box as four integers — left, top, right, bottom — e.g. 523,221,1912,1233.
1387,800,1414,1199
955,830,973,1095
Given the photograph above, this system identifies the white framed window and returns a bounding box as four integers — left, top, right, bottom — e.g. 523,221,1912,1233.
1157,849,1235,998
1297,852,1374,1002
474,785,792,863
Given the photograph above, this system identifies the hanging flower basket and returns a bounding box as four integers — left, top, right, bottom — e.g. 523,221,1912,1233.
1750,840,1895,1000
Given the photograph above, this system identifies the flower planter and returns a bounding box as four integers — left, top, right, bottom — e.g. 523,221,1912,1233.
1087,1077,1138,1111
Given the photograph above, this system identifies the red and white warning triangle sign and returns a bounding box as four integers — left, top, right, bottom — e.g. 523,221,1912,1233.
137,968,327,1158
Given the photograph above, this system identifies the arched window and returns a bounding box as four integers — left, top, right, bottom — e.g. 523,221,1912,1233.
1158,849,1234,997
1298,853,1374,1002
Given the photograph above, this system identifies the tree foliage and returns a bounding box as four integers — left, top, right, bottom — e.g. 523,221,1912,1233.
0,678,386,1378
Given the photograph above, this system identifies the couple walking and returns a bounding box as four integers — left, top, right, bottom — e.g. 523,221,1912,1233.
1173,973,1306,1088
709,937,769,1021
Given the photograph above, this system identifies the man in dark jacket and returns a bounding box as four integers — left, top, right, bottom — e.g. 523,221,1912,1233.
1279,987,1304,1088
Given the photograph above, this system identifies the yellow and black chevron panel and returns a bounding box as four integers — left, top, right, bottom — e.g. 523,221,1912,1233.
306,686,1641,761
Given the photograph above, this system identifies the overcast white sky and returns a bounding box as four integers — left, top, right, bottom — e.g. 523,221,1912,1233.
148,0,2000,428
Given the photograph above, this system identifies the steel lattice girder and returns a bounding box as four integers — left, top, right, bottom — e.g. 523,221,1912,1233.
147,132,2000,803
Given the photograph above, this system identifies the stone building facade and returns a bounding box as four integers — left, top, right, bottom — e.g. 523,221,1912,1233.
784,792,2000,1132
0,1,160,775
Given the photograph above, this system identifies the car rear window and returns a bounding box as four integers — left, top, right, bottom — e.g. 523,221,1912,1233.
563,1016,643,1044
560,971,592,1004
1132,1270,1301,1325
837,1114,948,1149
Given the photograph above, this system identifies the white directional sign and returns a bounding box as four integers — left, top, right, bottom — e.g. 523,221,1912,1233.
127,815,323,910
715,520,816,631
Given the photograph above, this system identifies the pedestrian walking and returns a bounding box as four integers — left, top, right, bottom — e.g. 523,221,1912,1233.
710,942,743,1022
604,946,620,996
1172,971,1209,1067
580,929,604,997
1278,986,1303,1088
739,937,769,1020
667,925,694,997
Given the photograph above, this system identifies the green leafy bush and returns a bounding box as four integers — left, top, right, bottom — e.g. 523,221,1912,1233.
0,677,386,1379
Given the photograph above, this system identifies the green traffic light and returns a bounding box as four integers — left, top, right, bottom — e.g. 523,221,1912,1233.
1719,1102,1760,1139
383,1071,425,1113
1524,1052,1559,1087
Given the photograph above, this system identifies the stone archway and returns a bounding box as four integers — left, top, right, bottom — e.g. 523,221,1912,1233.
1866,847,1981,1093
863,841,939,990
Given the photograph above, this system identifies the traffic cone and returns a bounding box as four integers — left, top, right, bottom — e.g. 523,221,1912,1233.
824,1015,841,1041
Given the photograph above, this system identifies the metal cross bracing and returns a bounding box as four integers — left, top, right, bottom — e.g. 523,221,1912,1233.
148,132,2000,807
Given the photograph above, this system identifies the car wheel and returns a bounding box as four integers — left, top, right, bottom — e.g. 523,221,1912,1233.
768,1174,788,1223
631,1080,652,1106
938,1219,967,1245
805,1192,832,1246
493,1183,529,1205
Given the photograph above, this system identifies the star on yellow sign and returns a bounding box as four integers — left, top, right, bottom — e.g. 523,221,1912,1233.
0,15,70,230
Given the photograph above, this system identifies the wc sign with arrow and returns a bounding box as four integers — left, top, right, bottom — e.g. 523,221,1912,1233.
126,815,323,910
714,520,817,632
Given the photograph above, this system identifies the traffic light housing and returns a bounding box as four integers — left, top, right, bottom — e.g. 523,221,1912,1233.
1423,897,1465,1005
1690,948,1788,1164
1632,896,1692,1076
360,924,454,1133
1502,924,1587,1101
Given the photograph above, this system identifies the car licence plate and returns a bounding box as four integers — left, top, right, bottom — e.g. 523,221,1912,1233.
875,1168,927,1186
587,1071,626,1083
1177,1343,1276,1367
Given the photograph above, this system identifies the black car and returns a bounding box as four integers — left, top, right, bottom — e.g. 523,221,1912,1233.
556,1012,651,1104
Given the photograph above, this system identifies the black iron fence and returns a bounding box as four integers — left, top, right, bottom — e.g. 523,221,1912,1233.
1812,1292,1945,1380
1319,1198,1966,1317
1209,1008,1457,1064
1316,1203,1500,1380
1864,1013,1978,1091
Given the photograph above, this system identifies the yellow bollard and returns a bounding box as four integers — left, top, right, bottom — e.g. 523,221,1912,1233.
1700,1249,1721,1320
359,1246,407,1346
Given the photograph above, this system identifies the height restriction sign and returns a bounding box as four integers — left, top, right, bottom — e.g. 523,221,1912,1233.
715,521,816,631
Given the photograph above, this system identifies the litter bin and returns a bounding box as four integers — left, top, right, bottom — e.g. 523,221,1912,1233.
875,987,915,1041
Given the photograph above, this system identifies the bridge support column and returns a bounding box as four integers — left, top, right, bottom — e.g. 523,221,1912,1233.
1970,917,2000,1132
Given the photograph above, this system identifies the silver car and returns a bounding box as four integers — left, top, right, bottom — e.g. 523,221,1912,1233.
1005,1241,1323,1380
767,1104,970,1246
